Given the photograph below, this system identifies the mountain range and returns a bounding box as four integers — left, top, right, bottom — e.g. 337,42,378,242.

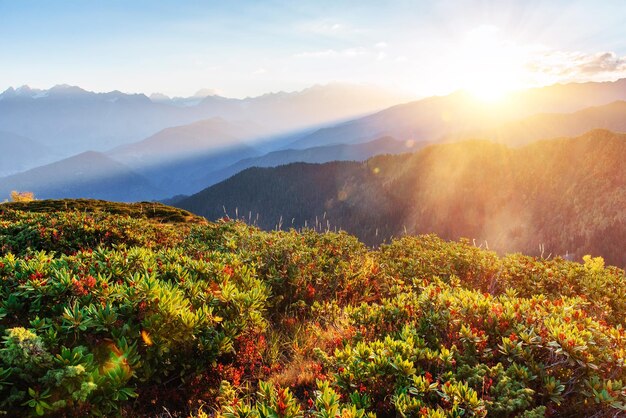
289,78,626,150
2,79,626,205
0,83,406,168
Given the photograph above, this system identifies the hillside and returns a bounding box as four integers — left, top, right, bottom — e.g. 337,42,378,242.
108,117,261,196
109,117,263,166
178,130,626,267
200,136,417,187
451,100,626,145
0,151,163,202
0,131,53,176
290,79,626,149
0,200,624,416
182,161,402,239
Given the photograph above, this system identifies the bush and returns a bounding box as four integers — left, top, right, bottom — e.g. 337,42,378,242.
0,200,624,416
10,191,35,203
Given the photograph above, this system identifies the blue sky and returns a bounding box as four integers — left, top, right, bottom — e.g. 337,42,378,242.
1,0,625,98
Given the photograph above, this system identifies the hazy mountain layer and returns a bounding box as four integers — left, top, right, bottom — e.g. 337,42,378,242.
109,95,626,199
0,131,53,176
0,83,406,159
109,117,263,167
448,100,626,145
0,151,162,201
108,117,261,196
199,136,420,187
290,79,626,149
0,135,412,202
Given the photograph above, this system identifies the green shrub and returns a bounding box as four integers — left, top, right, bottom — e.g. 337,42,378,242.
0,200,624,416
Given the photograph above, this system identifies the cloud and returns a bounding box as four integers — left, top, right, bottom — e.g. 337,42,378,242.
466,24,500,38
573,52,626,74
293,49,338,58
252,68,267,75
344,47,367,57
293,47,367,59
526,50,626,80
374,42,388,49
296,19,361,36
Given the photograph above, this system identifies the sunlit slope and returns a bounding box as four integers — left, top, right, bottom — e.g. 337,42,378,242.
449,100,626,145
0,199,204,255
290,79,626,149
178,130,626,266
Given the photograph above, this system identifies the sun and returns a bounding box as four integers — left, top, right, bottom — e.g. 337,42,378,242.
464,78,508,102
464,72,515,103
455,25,527,103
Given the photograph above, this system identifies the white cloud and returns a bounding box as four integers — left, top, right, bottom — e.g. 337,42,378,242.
252,68,267,75
374,42,388,49
293,49,338,58
466,25,500,39
526,50,626,81
293,47,367,59
344,47,367,57
295,19,361,36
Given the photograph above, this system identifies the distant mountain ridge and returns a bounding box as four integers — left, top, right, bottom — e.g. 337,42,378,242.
290,78,626,149
0,131,53,177
149,88,220,107
0,84,174,155
177,129,626,267
106,90,626,200
0,83,407,159
446,100,626,145
0,135,413,201
0,151,162,201
199,136,419,187
107,117,262,196
109,117,262,167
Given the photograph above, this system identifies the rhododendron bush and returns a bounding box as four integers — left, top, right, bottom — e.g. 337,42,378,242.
0,200,624,416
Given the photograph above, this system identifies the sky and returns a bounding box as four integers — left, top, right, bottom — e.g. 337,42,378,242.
1,0,625,99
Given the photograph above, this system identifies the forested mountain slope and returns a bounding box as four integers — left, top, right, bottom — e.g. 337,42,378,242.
178,129,626,266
